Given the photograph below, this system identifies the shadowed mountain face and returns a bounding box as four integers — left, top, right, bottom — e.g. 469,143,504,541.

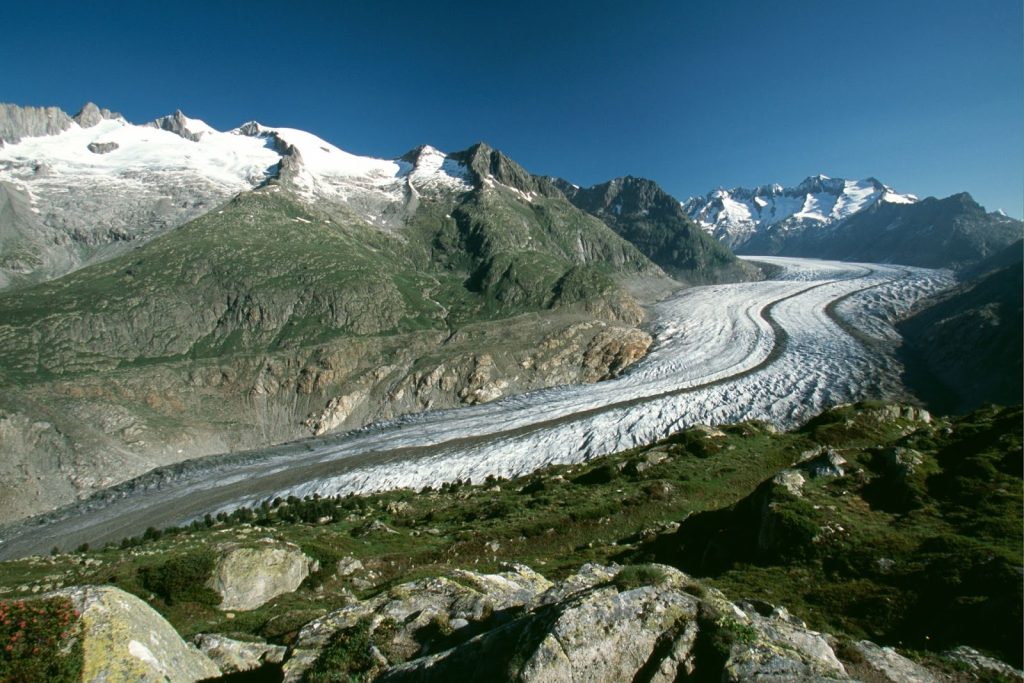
557,176,758,283
897,243,1023,414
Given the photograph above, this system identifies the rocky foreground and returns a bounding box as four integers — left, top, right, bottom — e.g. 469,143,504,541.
7,559,1020,682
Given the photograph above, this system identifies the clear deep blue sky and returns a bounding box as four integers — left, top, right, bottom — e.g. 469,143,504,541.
4,0,1022,215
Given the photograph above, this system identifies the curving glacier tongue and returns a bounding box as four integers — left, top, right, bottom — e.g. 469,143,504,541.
268,256,952,503
0,256,954,558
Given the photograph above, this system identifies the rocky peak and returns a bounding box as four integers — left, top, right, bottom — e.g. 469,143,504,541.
398,143,440,166
73,102,121,129
571,176,679,217
450,142,558,198
146,109,213,142
794,174,848,195
235,120,292,155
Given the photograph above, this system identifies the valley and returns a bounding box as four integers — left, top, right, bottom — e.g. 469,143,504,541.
0,256,953,560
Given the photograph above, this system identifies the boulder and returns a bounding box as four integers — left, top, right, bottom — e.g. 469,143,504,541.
846,640,938,682
87,141,119,155
285,564,554,681
194,633,286,674
378,564,702,682
335,555,364,577
772,469,806,496
800,448,847,478
54,585,220,682
723,601,847,681
206,539,315,611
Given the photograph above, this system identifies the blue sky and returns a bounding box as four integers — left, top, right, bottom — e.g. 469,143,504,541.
4,0,1022,215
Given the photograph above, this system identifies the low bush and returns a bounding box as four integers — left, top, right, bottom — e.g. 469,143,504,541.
139,550,221,606
0,597,82,682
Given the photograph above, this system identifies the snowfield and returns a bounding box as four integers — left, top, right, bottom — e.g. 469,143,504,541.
0,257,954,558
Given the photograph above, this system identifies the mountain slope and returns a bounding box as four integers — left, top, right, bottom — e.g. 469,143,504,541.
897,246,1023,413
685,175,1021,269
0,115,681,523
558,176,758,283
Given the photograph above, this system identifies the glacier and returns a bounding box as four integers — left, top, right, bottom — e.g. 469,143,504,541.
0,256,953,558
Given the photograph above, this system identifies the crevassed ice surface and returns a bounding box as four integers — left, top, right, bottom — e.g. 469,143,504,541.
232,256,953,506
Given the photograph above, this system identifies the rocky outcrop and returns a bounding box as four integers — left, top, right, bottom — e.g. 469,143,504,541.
52,585,220,682
0,103,73,145
944,646,1024,682
73,102,121,129
206,539,315,611
87,141,119,154
194,633,287,674
283,563,866,682
146,110,209,141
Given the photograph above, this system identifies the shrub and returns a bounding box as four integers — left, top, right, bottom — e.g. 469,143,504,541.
0,597,83,682
303,617,398,682
613,565,668,591
139,550,221,606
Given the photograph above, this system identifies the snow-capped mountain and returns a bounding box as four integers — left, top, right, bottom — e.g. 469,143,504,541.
682,175,917,250
683,174,1021,270
0,103,472,287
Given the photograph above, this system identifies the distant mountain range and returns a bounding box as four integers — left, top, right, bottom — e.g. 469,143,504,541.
684,175,1020,270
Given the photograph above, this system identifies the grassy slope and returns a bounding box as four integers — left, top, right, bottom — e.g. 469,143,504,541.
0,402,1018,669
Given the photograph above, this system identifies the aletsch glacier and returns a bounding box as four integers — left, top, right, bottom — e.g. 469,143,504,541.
269,256,952,502
0,256,952,558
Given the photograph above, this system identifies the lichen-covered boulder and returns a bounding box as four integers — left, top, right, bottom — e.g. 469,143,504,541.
376,564,703,682
722,601,847,681
284,563,555,682
54,585,220,682
206,539,315,611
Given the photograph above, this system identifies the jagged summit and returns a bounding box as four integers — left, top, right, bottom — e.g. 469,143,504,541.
146,109,216,141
